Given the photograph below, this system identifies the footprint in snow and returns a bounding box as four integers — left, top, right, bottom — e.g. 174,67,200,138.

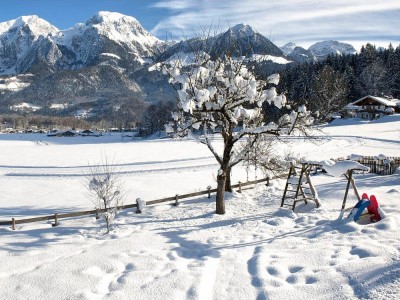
305,275,318,284
289,266,304,273
349,246,371,259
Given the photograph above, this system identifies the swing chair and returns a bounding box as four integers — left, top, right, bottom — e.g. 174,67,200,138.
321,161,376,221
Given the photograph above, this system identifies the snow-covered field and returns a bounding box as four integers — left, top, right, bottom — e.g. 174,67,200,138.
0,116,399,299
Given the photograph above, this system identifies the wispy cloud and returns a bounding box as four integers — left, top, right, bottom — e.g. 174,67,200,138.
149,0,400,48
150,0,195,10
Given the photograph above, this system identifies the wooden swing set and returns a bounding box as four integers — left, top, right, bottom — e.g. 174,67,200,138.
281,162,364,211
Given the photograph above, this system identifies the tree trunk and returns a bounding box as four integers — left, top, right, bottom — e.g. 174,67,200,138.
215,131,233,215
225,166,232,192
216,170,226,214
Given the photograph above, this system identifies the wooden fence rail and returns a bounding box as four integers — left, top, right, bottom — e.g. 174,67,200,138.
355,156,400,175
0,177,270,230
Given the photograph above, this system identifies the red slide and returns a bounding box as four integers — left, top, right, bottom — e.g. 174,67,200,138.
367,195,381,222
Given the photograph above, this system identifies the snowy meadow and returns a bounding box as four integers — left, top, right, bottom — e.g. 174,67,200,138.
0,116,399,299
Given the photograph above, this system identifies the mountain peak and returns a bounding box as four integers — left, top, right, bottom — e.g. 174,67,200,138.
280,42,297,55
0,15,58,35
229,23,257,36
308,40,357,58
83,11,160,46
87,11,140,26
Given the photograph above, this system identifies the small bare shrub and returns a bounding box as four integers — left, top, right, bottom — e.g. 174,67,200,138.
86,157,125,234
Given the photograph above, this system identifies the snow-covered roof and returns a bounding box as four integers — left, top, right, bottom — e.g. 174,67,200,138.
348,95,400,107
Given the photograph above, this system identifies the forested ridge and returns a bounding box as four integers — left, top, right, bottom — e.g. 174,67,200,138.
277,43,400,121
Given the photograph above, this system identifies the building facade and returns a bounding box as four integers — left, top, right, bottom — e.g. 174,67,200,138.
345,95,400,120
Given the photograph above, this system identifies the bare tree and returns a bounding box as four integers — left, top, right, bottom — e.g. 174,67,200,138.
241,136,285,179
86,157,125,233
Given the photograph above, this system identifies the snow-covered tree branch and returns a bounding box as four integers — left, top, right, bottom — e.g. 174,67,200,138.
151,52,313,214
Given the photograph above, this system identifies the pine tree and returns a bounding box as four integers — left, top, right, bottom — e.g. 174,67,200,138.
310,65,348,121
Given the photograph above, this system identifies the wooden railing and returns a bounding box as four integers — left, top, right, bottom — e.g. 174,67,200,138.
0,177,270,230
355,156,400,175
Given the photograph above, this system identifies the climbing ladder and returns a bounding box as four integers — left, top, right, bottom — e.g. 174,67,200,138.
280,162,321,210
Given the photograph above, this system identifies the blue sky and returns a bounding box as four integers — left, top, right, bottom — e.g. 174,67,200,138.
1,0,399,49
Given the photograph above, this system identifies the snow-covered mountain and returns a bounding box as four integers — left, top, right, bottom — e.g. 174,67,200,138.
52,12,163,68
308,40,357,60
0,12,173,117
287,46,317,64
281,41,356,62
0,12,163,74
161,23,284,62
211,23,283,58
280,42,297,55
0,15,59,74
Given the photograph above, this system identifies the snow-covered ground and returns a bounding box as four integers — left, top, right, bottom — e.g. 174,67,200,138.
0,116,399,299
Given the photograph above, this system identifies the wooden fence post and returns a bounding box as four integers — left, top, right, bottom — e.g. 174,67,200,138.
52,213,59,227
174,194,179,206
207,186,211,199
12,218,16,230
238,181,242,193
266,177,270,186
136,198,142,214
95,209,100,220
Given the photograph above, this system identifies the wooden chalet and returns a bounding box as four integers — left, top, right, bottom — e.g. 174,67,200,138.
345,95,400,120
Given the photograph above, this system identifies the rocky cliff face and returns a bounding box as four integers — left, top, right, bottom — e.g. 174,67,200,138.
0,16,59,74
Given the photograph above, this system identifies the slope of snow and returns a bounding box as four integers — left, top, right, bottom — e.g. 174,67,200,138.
0,117,399,299
9,102,42,112
0,76,30,91
249,54,291,64
49,103,68,109
164,51,200,66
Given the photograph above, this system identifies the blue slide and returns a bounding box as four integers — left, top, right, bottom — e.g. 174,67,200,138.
348,199,371,222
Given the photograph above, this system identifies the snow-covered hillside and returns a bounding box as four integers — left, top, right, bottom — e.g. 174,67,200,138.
0,116,399,299
309,40,357,60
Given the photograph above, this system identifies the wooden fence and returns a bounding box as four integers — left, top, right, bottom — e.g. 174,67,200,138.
0,177,270,230
355,156,400,175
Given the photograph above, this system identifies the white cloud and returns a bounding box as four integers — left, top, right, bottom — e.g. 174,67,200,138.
150,0,195,10
149,0,400,49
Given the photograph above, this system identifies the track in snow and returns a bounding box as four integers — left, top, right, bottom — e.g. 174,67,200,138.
0,156,218,178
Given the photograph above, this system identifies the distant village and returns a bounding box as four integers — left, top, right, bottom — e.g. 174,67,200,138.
1,94,399,136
